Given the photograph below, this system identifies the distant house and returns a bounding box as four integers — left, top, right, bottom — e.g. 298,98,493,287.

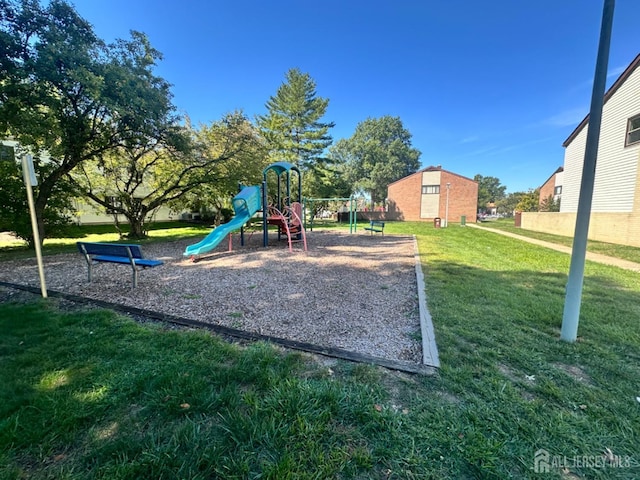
387,166,478,224
538,167,563,209
0,139,179,225
522,53,640,246
485,202,497,216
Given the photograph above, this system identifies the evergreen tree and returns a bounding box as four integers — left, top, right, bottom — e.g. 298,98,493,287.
257,68,334,176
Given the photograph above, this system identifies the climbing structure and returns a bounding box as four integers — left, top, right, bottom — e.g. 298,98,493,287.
262,162,307,251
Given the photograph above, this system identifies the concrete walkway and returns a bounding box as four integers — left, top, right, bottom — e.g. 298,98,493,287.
468,223,640,273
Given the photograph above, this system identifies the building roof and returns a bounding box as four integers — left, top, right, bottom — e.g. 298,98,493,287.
387,165,477,187
562,53,640,148
539,166,564,189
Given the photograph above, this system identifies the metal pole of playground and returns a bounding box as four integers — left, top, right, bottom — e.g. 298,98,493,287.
304,197,356,232
262,180,268,247
307,198,314,231
350,196,355,233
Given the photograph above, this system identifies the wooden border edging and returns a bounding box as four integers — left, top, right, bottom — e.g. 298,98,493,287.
0,281,437,376
413,235,440,367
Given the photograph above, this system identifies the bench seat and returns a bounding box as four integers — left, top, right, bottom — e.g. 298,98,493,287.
363,220,385,236
90,254,163,268
77,242,163,288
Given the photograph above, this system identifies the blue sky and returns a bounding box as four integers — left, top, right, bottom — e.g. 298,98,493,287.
70,0,640,193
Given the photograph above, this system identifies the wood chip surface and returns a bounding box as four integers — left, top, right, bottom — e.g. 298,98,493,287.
0,230,422,363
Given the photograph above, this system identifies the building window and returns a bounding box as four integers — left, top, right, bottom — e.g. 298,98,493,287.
554,185,562,195
0,144,15,162
105,195,122,214
422,185,440,194
625,114,640,146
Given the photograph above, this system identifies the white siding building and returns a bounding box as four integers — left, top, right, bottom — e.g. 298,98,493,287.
561,54,640,214
522,53,640,247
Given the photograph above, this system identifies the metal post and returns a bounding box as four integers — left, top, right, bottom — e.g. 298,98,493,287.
21,155,47,298
445,183,451,228
561,0,615,342
349,196,354,233
262,180,268,247
238,183,245,246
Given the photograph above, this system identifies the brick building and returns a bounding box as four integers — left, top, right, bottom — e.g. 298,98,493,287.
387,166,478,224
538,167,563,209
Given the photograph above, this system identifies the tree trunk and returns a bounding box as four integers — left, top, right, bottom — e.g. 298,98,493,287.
31,155,79,248
126,215,148,239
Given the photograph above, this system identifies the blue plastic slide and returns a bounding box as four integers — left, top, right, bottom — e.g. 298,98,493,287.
183,185,262,257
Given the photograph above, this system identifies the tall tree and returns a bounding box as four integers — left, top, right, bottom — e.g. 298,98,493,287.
73,112,265,238
169,112,269,224
303,163,351,199
335,116,421,207
474,174,507,212
256,68,334,177
0,0,181,245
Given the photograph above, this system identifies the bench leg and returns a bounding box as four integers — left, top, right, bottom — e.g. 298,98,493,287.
131,265,138,289
85,260,93,283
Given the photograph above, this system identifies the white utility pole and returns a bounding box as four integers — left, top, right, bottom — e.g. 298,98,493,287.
561,0,615,342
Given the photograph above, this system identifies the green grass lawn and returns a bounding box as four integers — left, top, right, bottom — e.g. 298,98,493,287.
479,217,640,264
1,222,639,478
0,222,212,262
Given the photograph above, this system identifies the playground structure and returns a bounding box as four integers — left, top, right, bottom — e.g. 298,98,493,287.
184,161,307,259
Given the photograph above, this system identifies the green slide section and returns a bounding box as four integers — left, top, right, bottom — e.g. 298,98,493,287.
183,186,262,257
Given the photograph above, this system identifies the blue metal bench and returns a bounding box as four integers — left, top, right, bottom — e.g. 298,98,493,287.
77,242,163,288
363,220,385,236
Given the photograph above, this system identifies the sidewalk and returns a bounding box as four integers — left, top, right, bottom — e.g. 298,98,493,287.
468,223,640,273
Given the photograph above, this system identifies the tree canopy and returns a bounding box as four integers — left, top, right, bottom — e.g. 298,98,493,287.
168,113,269,225
515,189,540,212
495,192,523,216
0,0,183,244
256,68,334,179
539,194,560,212
72,112,265,238
333,116,421,206
474,174,507,212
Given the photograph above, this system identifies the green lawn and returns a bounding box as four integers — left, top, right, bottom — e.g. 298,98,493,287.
0,222,212,262
1,222,639,479
479,217,640,264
